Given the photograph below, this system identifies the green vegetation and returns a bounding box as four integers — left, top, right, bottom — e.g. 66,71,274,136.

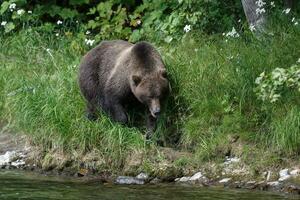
0,0,300,172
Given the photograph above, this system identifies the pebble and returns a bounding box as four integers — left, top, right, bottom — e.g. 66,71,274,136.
136,172,149,180
224,157,240,165
279,169,291,182
149,178,162,184
0,151,17,166
11,160,25,168
219,178,232,183
189,172,203,181
115,176,145,185
178,176,191,182
267,181,280,186
290,169,300,176
279,169,289,177
279,175,291,182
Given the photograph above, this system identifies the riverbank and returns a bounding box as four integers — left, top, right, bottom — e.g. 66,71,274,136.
1,131,299,196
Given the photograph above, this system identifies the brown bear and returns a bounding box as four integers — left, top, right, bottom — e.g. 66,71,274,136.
78,40,169,138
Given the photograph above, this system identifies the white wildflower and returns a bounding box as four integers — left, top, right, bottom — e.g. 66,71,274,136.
283,8,291,14
76,20,79,23
17,9,25,15
55,33,59,37
28,10,32,14
225,27,239,38
255,0,266,8
249,24,256,32
85,30,90,35
270,94,280,103
295,22,299,26
183,25,191,33
85,39,95,46
238,19,241,23
256,8,266,15
272,68,287,85
46,48,51,52
1,21,7,26
255,72,265,84
270,1,275,8
9,3,16,11
136,19,141,25
57,20,63,25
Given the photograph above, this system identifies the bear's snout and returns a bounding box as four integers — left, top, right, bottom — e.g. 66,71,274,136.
149,99,160,118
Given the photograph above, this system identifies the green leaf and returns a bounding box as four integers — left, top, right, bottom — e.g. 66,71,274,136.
129,29,142,42
0,1,10,15
164,36,173,43
69,0,89,6
59,8,78,19
4,22,15,33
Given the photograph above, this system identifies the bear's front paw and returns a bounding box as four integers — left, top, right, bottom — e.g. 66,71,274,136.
86,112,98,121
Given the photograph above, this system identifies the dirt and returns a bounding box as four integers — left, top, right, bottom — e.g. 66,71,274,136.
0,127,28,154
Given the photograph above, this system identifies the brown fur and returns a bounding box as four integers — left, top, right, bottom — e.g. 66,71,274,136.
78,40,169,138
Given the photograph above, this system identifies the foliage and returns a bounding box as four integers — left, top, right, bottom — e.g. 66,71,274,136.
255,64,300,103
1,0,244,41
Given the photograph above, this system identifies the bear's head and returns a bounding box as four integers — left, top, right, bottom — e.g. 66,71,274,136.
130,69,169,118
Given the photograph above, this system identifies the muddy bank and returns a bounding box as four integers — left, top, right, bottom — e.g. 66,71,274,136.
0,131,300,195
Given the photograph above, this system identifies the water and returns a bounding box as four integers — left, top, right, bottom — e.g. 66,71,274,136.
0,170,296,200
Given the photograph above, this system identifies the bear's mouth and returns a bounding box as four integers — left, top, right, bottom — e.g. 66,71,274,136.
150,111,157,118
150,110,160,118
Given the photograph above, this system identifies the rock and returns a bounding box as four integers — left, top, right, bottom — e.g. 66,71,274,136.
11,160,25,168
267,181,280,186
178,176,191,182
115,176,145,185
189,172,203,181
246,180,256,184
279,169,289,177
279,175,291,182
245,181,258,189
285,184,300,194
136,172,149,181
0,151,17,166
188,172,209,184
149,178,162,184
278,169,291,182
290,169,300,176
219,178,232,183
224,157,240,165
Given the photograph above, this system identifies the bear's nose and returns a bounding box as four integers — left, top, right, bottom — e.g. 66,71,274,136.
153,108,160,116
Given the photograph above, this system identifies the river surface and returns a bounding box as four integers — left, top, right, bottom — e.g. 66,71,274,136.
0,170,297,200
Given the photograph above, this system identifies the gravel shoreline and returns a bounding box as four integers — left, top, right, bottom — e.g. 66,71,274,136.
1,132,299,195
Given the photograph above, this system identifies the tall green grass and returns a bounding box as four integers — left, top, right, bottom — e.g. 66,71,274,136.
0,20,299,169
164,24,300,159
0,30,145,170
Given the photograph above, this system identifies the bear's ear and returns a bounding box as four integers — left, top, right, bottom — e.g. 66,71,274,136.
131,75,142,86
160,69,167,79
